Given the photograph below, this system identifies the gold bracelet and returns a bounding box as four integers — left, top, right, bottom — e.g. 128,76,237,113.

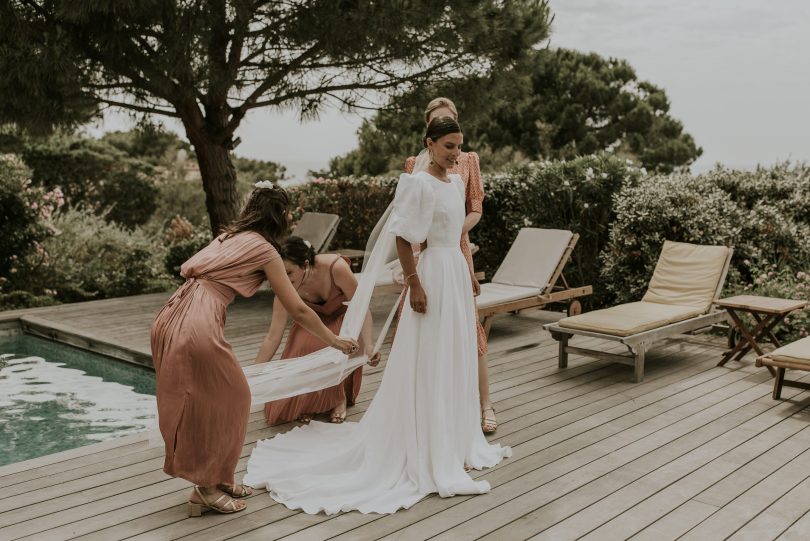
405,272,418,283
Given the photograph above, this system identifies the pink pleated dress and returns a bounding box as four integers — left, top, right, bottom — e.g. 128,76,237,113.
150,231,278,486
264,257,363,425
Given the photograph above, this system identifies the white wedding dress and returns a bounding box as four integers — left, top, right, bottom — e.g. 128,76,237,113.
244,171,511,515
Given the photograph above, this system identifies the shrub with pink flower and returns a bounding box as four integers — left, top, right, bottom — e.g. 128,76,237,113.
0,155,63,306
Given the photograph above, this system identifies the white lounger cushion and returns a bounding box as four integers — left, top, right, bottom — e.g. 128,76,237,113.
766,336,810,366
477,283,543,310
492,229,573,289
642,241,731,312
558,301,704,337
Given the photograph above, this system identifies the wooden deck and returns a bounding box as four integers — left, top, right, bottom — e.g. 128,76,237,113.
2,292,810,540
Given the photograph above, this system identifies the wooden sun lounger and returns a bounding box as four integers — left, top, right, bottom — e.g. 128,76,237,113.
476,229,592,337
544,241,733,383
293,212,341,254
756,335,810,399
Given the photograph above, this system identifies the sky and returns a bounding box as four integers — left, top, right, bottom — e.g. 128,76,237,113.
93,0,810,180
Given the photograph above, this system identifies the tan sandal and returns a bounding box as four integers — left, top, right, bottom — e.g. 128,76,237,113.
218,483,253,498
330,401,347,424
482,407,497,434
187,486,246,517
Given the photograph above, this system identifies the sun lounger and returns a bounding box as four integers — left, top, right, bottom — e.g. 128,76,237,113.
476,228,592,337
293,212,341,253
756,336,810,399
544,241,733,382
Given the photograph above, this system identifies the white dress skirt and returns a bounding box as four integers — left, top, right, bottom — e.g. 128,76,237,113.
244,171,511,515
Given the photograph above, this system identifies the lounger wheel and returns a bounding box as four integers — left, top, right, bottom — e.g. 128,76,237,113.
567,300,582,317
727,326,740,349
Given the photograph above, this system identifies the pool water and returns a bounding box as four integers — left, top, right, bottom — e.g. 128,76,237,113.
0,334,156,466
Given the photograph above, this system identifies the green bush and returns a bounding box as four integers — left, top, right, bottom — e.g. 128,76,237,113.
600,174,744,304
20,136,159,228
0,155,62,286
0,290,59,310
288,154,638,307
473,154,640,306
287,175,398,250
732,261,809,342
164,232,213,279
26,207,174,302
601,165,810,308
0,155,42,278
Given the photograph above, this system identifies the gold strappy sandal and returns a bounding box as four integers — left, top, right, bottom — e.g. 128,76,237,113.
187,486,246,517
218,483,253,498
482,407,497,434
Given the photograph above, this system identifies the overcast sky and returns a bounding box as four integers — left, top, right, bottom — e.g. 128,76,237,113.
94,0,810,180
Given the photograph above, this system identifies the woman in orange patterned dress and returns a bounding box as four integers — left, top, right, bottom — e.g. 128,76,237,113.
151,185,358,516
402,97,496,433
257,237,380,425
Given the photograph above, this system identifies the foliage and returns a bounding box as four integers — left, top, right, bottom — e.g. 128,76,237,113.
22,207,173,303
19,135,158,228
100,123,190,166
233,156,287,195
733,261,810,342
292,154,638,307
600,174,745,304
164,233,213,280
601,164,810,309
287,176,398,251
329,48,701,177
1,0,553,234
0,290,59,311
0,154,62,284
474,155,640,306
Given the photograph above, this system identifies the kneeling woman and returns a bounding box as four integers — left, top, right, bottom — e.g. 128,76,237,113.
257,237,380,425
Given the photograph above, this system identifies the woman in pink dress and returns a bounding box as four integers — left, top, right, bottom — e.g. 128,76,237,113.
402,97,496,433
258,236,380,425
150,183,358,517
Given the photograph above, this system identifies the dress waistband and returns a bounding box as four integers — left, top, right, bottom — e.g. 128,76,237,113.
170,276,231,306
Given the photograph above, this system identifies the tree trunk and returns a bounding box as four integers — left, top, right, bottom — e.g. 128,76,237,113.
194,139,240,236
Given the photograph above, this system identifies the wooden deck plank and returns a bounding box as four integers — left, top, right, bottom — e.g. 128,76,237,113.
2,292,810,541
726,474,810,540
679,447,810,539
777,508,810,540
211,346,755,541
369,371,777,541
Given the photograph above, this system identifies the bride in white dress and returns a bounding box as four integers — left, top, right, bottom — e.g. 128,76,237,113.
244,116,511,515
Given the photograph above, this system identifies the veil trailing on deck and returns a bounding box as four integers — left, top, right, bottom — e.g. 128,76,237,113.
240,149,430,404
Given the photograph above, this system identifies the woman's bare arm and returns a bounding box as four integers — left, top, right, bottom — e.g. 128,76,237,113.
254,296,288,363
262,257,357,354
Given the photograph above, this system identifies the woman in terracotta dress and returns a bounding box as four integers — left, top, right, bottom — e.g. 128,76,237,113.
150,183,358,517
402,97,496,433
258,236,380,425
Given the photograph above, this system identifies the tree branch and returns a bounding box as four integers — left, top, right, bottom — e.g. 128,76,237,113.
98,97,181,118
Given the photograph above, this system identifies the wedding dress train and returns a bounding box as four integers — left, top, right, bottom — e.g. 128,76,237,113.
244,171,511,514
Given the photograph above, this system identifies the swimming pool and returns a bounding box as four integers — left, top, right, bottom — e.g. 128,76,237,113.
0,333,156,466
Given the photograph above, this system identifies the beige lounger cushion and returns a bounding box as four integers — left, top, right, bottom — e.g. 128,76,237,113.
476,283,543,310
642,241,731,312
765,336,810,366
492,229,573,290
558,301,704,337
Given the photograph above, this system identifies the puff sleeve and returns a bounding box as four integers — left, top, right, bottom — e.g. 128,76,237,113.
388,173,435,244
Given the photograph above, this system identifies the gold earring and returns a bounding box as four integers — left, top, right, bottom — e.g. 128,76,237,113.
429,150,434,166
